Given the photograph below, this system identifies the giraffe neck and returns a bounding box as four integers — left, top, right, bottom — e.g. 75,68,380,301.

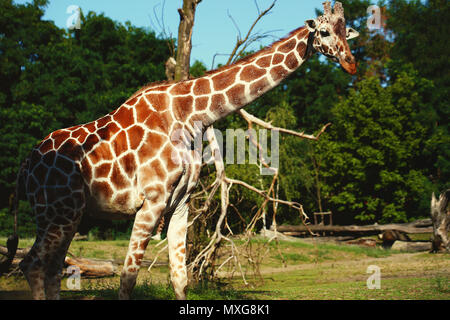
130,27,313,133
185,26,313,128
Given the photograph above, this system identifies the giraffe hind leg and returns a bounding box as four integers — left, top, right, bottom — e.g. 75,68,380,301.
20,206,84,300
19,243,46,300
44,213,83,299
21,175,86,299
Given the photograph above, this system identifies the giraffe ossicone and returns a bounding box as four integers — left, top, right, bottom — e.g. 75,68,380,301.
10,1,358,300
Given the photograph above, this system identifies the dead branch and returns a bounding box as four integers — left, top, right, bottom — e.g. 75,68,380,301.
226,0,277,65
239,109,332,141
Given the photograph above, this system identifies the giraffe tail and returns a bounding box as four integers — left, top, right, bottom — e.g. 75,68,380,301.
0,161,26,275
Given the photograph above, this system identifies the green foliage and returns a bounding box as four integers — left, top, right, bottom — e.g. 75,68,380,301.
386,0,450,191
316,66,435,223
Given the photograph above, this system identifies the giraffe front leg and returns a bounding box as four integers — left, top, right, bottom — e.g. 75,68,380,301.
119,201,163,300
167,202,189,300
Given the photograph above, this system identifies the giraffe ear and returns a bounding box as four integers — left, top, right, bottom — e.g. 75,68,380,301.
305,19,317,32
346,27,359,40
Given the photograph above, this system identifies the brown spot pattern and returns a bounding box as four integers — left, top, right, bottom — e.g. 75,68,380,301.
296,27,309,40
278,39,297,53
115,192,130,207
97,115,112,128
210,94,227,117
141,159,166,184
95,163,112,178
240,65,266,82
137,132,163,164
119,153,137,179
170,81,193,95
161,145,179,171
126,96,138,106
113,107,134,129
147,93,169,111
52,130,70,149
272,54,284,65
135,98,150,122
250,77,270,97
285,52,299,70
193,78,211,95
195,97,209,111
212,67,239,91
91,181,113,199
90,142,113,165
256,56,271,68
144,111,171,134
84,122,96,133
127,125,145,150
97,122,120,141
296,42,307,57
270,66,289,82
111,130,128,157
110,162,130,189
173,96,194,122
71,128,88,144
226,84,246,107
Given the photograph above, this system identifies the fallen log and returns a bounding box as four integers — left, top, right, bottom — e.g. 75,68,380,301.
0,245,29,258
276,219,433,237
391,241,432,252
345,238,377,247
64,255,117,278
2,243,167,277
73,234,88,241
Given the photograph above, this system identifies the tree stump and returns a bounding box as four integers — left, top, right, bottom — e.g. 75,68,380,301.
430,190,450,253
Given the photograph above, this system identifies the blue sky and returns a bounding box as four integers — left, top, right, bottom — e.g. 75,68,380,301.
13,0,336,67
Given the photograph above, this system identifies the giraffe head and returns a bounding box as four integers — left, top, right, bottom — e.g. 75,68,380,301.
305,1,359,74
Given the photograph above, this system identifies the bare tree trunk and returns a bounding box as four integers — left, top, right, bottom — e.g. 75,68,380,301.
431,190,450,253
174,0,202,82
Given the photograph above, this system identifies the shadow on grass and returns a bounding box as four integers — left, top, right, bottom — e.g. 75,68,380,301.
60,281,250,300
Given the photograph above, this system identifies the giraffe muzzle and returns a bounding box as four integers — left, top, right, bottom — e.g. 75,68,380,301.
339,55,357,75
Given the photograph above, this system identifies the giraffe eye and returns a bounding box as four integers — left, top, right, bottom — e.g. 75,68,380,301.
320,30,330,37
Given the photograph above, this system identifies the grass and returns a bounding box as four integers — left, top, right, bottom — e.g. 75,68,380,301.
1,236,449,300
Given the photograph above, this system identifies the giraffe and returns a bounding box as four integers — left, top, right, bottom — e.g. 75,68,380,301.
9,1,358,300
